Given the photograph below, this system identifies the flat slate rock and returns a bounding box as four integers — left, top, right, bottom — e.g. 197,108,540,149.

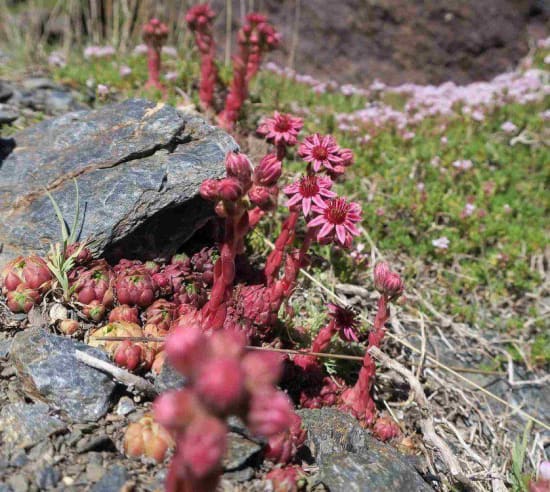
10,328,116,422
298,408,433,492
0,401,66,449
90,465,130,492
0,98,237,263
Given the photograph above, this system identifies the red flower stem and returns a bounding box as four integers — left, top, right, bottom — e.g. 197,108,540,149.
218,42,250,130
264,210,299,285
146,46,163,90
341,295,389,425
311,319,337,354
276,143,287,161
202,208,248,330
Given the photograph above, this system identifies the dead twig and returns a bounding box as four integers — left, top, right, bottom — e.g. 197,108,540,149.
74,350,158,399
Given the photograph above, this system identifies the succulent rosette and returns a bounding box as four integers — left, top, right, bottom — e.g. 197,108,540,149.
6,285,41,313
114,267,157,308
124,414,174,462
71,259,114,307
0,256,26,293
89,321,153,371
144,299,177,332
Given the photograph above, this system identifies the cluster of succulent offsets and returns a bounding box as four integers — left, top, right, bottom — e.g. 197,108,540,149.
142,18,169,92
153,327,305,491
0,108,407,489
0,256,52,313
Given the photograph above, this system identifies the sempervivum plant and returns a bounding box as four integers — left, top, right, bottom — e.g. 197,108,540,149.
114,266,157,308
124,414,174,463
89,322,155,372
71,259,114,307
6,285,42,313
0,255,52,294
152,326,306,491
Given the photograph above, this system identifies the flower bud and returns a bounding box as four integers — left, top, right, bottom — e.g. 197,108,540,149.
217,177,243,202
373,262,404,301
165,325,208,378
195,358,246,415
225,152,252,188
242,351,283,390
338,148,354,167
248,184,278,210
199,179,220,201
153,389,202,430
179,416,227,478
247,389,294,438
254,153,282,186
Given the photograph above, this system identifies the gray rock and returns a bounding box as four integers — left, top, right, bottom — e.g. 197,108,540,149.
0,484,12,492
298,408,432,492
35,466,61,490
223,432,262,471
90,466,130,492
10,328,116,422
6,474,27,492
0,81,13,102
0,337,13,358
0,401,66,449
0,106,18,125
0,98,237,263
21,78,59,91
154,360,186,393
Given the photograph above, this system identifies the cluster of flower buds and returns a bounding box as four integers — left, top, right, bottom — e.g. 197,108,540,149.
0,255,52,313
153,326,306,491
185,4,218,110
199,152,255,330
142,18,169,92
218,12,280,129
238,13,280,81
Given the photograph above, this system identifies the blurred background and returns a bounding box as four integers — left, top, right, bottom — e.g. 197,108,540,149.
1,0,548,85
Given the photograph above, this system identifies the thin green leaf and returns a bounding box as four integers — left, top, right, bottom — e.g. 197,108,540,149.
69,179,80,244
45,188,69,243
